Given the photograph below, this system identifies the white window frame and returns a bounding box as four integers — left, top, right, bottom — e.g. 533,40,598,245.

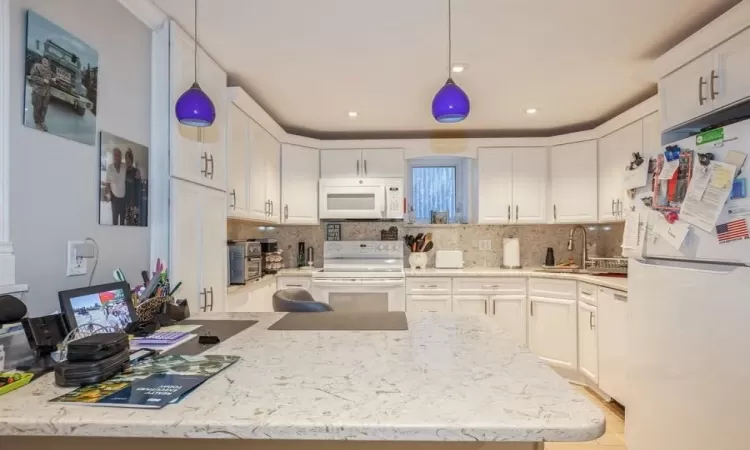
0,0,16,287
406,156,469,224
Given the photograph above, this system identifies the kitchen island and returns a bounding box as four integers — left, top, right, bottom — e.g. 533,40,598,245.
0,313,605,450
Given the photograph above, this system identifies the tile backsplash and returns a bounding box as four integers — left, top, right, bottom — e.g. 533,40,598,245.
228,221,624,269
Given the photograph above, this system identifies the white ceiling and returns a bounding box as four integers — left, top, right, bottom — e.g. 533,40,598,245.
154,0,740,138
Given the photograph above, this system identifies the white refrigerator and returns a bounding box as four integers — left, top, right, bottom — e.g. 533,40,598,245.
626,118,750,450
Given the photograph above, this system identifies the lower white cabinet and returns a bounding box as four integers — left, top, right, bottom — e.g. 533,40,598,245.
170,179,227,314
490,295,527,346
528,296,577,370
598,287,629,404
227,278,276,312
277,276,312,291
407,295,452,312
578,301,599,382
452,295,490,315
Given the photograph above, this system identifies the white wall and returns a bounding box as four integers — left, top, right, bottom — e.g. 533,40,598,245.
9,0,151,315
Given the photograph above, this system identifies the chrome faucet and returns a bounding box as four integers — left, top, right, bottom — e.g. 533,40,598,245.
567,225,588,268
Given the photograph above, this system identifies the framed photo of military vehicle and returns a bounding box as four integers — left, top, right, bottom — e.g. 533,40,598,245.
23,10,98,145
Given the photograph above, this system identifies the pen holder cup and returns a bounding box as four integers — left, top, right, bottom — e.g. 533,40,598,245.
408,252,428,270
135,296,172,323
166,300,190,322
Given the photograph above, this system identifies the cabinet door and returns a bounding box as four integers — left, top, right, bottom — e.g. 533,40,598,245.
266,137,281,223
169,24,203,185
598,121,642,221
227,104,248,217
491,295,527,346
549,141,598,223
246,118,269,221
452,295,489,315
277,277,312,291
200,187,228,312
528,296,577,370
578,301,599,383
407,295,452,312
713,27,750,110
320,150,362,178
659,52,714,130
196,48,227,192
281,144,319,224
477,148,513,224
361,149,404,178
598,288,629,404
169,179,203,314
512,147,548,224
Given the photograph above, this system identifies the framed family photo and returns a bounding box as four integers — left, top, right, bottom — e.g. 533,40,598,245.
99,132,149,227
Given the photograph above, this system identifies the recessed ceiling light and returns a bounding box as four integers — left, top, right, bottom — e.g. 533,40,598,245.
451,64,468,73
348,111,358,118
525,108,538,115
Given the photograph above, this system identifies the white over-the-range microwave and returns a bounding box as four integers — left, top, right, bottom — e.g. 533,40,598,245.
319,178,404,220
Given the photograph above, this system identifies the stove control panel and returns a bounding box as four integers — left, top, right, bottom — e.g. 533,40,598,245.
324,241,404,258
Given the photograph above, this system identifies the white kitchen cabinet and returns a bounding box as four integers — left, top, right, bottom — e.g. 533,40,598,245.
361,149,405,177
528,296,577,370
549,140,598,223
227,104,248,217
598,288,629,405
245,116,281,223
170,179,227,314
641,112,661,156
407,295,452,312
266,138,281,223
659,53,715,131
477,147,547,224
713,27,750,110
452,295,489,315
598,120,642,221
491,295,527,346
169,22,227,192
281,144,319,224
477,148,513,224
320,149,404,178
578,301,598,383
227,279,276,312
277,276,312,291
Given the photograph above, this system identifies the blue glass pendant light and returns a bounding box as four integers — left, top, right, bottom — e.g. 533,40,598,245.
432,0,470,123
175,0,215,127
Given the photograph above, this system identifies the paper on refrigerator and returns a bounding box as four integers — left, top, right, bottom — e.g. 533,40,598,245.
621,211,645,258
658,159,680,180
623,163,649,190
652,214,690,249
680,161,736,233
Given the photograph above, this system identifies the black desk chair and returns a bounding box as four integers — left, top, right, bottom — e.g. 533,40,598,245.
272,288,333,313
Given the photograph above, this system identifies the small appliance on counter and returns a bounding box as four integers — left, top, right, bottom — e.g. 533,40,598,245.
227,241,262,285
435,250,464,269
503,238,521,269
251,238,280,274
545,247,555,266
297,242,306,268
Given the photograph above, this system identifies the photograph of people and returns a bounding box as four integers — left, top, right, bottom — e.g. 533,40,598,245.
23,11,98,145
99,132,149,226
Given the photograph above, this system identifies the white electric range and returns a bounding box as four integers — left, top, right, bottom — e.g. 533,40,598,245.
311,241,405,312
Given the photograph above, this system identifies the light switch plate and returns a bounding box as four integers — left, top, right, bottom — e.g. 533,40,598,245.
478,239,492,251
67,241,87,276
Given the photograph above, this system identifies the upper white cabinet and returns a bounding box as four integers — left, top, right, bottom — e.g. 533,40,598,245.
660,27,750,130
641,112,661,156
549,140,598,223
247,116,281,223
478,147,547,225
281,144,320,224
598,120,643,222
169,22,227,192
320,149,404,178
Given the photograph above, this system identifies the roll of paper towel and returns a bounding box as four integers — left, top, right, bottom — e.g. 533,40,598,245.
503,238,521,268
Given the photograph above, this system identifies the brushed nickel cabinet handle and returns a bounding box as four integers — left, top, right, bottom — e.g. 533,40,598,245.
516,205,519,221
230,189,236,209
481,284,500,289
356,160,360,175
284,204,289,220
530,301,534,316
270,200,274,216
710,70,719,100
421,284,439,289
699,76,707,105
554,204,557,221
484,300,488,315
207,287,214,311
364,159,368,175
611,199,615,216
507,205,511,221
207,154,214,179
589,311,594,330
200,152,208,177
200,288,207,312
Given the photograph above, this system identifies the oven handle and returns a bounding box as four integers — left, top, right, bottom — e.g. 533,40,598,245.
312,279,404,287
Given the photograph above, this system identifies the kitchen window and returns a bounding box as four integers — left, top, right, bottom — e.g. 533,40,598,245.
407,157,471,223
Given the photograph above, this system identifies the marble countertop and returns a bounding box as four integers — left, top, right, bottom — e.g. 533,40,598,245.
0,313,604,442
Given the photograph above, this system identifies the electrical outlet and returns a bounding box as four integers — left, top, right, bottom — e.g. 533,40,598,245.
67,241,87,276
478,239,492,251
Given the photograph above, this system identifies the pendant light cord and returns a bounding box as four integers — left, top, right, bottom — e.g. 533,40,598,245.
193,0,198,82
447,0,452,78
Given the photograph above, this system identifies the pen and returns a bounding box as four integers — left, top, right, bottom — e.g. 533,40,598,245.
169,281,182,296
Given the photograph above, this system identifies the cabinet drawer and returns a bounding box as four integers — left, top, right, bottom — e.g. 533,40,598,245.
407,295,452,312
529,278,576,300
277,277,312,291
578,282,598,306
452,277,526,295
406,277,452,295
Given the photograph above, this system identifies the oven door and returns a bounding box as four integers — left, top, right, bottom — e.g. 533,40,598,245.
319,183,385,220
245,258,262,281
311,278,405,312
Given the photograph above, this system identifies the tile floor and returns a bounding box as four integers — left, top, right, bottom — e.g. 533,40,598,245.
545,385,627,450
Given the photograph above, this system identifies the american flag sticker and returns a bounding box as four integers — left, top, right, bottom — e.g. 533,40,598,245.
715,219,750,244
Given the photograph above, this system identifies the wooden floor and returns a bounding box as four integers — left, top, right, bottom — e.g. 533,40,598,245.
545,385,626,450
